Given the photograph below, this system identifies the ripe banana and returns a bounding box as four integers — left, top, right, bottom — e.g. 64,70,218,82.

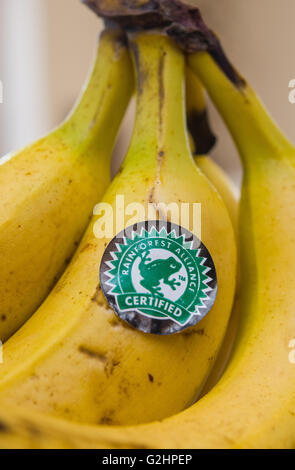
0,29,133,341
0,33,236,427
195,151,240,396
199,294,240,398
187,70,240,395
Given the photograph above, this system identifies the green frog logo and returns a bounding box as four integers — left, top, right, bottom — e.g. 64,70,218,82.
139,251,182,296
100,221,217,335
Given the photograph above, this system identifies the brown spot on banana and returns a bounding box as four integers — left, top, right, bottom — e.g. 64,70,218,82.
181,327,207,338
0,420,10,434
148,373,154,383
104,360,120,378
78,345,107,364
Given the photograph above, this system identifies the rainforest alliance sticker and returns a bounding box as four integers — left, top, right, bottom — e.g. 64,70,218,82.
100,221,217,335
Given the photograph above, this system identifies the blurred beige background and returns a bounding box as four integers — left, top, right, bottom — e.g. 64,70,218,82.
0,0,295,186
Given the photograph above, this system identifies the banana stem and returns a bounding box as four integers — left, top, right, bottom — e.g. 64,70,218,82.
123,32,191,172
60,29,133,153
188,52,294,167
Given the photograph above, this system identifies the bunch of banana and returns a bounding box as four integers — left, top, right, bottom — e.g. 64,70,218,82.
0,32,236,426
0,29,133,341
2,33,292,450
2,0,294,451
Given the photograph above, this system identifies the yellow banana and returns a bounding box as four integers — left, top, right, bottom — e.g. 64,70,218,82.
196,153,240,396
0,29,133,341
0,33,236,427
199,294,240,398
195,153,240,396
186,69,240,395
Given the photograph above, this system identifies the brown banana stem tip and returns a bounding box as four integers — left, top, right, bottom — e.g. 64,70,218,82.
82,0,245,88
187,110,217,155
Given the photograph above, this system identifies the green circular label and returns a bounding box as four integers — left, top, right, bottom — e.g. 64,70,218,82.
100,221,217,335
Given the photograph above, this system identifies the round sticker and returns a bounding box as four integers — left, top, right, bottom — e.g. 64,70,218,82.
100,221,217,335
